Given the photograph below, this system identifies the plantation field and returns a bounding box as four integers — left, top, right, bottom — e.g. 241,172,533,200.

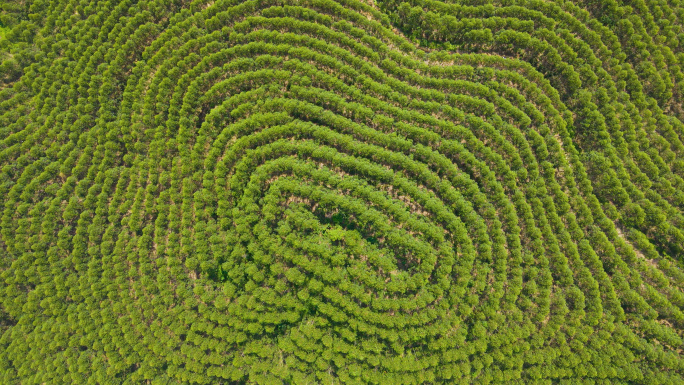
3,0,684,383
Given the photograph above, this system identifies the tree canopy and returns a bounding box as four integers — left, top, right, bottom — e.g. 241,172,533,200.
2,0,684,383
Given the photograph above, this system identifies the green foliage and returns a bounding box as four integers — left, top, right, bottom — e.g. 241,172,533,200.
1,0,684,383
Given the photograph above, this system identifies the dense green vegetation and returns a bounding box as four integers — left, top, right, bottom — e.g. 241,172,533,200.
2,0,684,383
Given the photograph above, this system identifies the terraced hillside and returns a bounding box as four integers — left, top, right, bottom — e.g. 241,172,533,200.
2,0,684,383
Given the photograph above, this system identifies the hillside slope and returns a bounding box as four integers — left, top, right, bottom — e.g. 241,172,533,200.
2,0,684,383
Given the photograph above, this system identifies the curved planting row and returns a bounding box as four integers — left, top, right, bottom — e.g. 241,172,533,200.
1,0,684,383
